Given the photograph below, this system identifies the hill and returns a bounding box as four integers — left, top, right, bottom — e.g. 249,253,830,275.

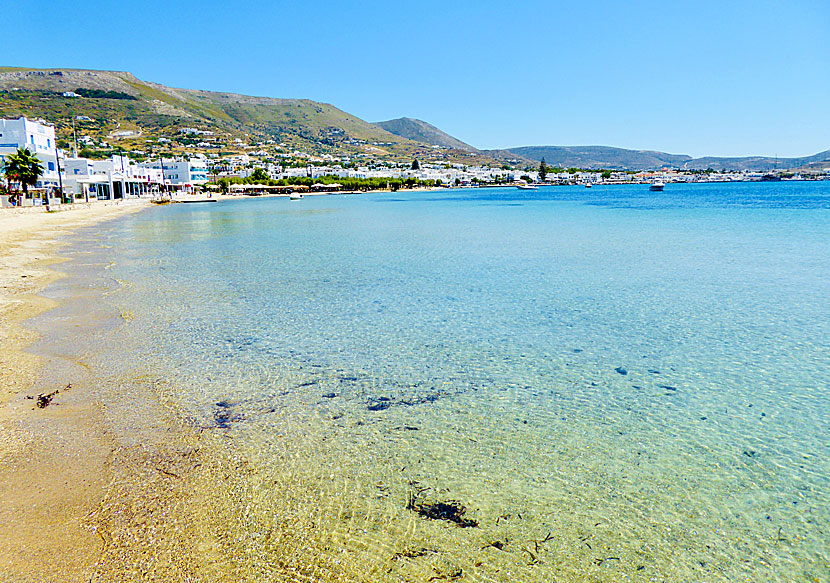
685,151,830,172
373,117,478,152
503,144,830,172
0,67,487,164
503,145,692,170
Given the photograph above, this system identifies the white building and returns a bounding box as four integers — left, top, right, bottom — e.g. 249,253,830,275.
63,155,163,200
0,116,64,188
142,159,208,187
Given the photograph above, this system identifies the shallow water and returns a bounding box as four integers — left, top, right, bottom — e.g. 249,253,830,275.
41,183,830,581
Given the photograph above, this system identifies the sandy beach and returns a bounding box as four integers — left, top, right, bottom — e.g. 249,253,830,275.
0,200,226,581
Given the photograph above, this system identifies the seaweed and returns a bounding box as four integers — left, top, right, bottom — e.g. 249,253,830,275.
367,391,449,412
481,539,508,551
28,384,70,408
391,547,438,560
36,390,59,408
213,400,243,428
406,483,478,528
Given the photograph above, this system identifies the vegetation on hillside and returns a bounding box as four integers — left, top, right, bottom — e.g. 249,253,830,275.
0,68,495,165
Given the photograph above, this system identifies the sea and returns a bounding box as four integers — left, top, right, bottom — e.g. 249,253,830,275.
33,182,830,582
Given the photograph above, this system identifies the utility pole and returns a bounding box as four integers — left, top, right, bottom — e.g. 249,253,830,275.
72,117,78,158
159,156,168,198
54,144,64,205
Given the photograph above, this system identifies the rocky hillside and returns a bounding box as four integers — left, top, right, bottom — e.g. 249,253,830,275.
374,117,478,152
0,67,488,164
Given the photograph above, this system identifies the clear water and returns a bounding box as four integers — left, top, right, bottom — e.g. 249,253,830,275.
46,183,830,581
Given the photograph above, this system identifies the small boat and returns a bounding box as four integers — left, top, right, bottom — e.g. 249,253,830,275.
289,192,304,200
516,184,537,191
649,181,665,191
584,183,592,188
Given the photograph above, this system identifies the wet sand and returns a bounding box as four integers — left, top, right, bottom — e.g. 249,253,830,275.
0,200,232,581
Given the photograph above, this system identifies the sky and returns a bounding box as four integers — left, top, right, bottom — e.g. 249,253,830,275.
3,0,828,157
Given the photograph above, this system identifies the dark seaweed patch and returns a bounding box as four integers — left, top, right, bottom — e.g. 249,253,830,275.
35,389,59,408
391,547,438,560
411,501,478,528
614,367,628,375
213,400,243,428
407,484,478,528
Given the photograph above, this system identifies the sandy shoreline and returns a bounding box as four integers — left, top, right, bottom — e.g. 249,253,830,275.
0,200,232,581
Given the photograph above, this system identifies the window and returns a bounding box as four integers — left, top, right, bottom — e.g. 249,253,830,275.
47,139,51,148
30,135,34,144
48,162,55,171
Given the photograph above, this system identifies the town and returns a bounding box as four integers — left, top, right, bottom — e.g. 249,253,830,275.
1,115,827,207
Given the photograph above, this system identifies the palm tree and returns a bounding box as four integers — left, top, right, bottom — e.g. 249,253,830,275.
3,148,44,207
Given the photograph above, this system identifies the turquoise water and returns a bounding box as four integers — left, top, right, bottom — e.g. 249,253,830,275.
50,183,830,581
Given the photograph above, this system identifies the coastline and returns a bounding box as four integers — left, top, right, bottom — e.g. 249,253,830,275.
0,200,224,581
0,186,826,582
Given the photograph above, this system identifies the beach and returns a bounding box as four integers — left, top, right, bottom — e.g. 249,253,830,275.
0,200,217,581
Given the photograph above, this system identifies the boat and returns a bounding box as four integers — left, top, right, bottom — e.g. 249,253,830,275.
516,184,538,191
584,183,592,188
649,181,665,191
289,192,304,200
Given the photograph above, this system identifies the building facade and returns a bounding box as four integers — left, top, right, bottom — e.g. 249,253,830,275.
0,116,64,188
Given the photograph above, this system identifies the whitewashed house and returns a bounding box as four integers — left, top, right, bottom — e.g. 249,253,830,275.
141,159,208,188
0,116,64,188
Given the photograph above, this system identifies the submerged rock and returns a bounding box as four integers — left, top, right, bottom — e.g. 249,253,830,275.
367,400,391,411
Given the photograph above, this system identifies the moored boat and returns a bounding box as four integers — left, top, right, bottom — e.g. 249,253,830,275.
649,181,665,191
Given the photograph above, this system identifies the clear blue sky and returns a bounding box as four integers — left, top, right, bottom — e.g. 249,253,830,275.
5,0,828,157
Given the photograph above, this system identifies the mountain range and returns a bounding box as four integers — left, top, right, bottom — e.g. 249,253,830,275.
502,145,830,172
1,67,827,172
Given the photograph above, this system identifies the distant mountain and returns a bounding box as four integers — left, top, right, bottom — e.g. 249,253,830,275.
504,146,691,171
686,151,830,172
0,67,487,163
374,117,478,152
502,145,830,172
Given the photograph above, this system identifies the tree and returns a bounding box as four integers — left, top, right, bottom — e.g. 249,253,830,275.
411,159,420,170
250,167,269,182
539,157,548,183
2,148,44,207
